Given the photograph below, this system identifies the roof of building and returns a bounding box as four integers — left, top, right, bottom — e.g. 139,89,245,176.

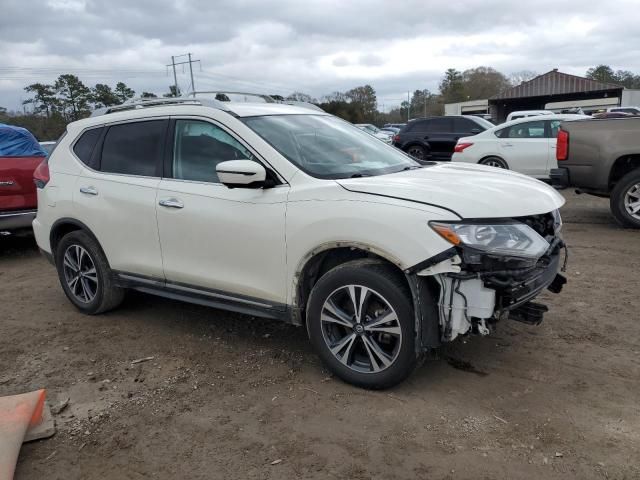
491,69,623,100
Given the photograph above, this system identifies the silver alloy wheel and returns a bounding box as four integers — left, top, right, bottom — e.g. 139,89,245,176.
320,285,402,374
482,158,506,168
623,182,640,220
62,245,98,303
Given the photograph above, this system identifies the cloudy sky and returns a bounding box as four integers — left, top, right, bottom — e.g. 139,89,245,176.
1,0,640,111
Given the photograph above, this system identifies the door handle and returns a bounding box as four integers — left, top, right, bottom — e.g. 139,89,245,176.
502,143,514,147
159,198,184,209
0,181,15,187
79,186,98,195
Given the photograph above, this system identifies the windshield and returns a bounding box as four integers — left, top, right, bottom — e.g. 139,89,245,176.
472,117,495,129
243,115,420,179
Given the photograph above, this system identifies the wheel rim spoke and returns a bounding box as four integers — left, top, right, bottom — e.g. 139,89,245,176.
364,310,398,330
322,299,354,328
362,335,392,372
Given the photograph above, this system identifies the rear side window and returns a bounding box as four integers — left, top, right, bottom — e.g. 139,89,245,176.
407,120,430,133
453,118,479,133
100,120,166,176
73,127,102,168
429,118,453,133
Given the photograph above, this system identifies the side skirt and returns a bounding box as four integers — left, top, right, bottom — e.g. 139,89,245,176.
113,271,293,323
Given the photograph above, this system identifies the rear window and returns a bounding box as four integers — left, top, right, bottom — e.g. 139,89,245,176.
100,120,166,176
73,127,102,168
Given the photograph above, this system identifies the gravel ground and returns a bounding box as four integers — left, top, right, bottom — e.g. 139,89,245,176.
1,191,639,480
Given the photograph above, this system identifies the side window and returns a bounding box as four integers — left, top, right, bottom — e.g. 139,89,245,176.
453,118,477,133
407,120,430,133
548,120,562,138
100,120,166,176
172,119,254,183
73,127,102,168
429,118,453,133
504,120,546,139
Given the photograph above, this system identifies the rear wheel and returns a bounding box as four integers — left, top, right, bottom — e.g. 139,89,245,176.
610,170,640,228
479,156,508,169
55,231,124,314
406,145,428,161
306,260,417,389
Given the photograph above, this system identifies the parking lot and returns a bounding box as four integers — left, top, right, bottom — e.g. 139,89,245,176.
1,191,638,479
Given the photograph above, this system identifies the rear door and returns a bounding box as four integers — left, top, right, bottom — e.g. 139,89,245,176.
426,118,455,160
497,120,549,177
73,119,167,278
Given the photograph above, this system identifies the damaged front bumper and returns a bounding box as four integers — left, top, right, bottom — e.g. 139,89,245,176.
410,229,567,346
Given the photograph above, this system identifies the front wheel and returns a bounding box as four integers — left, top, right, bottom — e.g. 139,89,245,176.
306,260,417,389
610,170,640,228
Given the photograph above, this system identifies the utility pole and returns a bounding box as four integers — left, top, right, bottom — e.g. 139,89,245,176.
166,54,201,96
407,91,410,122
188,53,196,95
170,56,178,97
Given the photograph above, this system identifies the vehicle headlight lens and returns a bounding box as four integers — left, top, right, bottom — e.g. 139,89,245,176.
430,221,550,259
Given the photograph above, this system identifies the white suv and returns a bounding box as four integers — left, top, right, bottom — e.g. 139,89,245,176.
33,97,567,389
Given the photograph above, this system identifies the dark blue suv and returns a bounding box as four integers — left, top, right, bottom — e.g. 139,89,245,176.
393,115,493,161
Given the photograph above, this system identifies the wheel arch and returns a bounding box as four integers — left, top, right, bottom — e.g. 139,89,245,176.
291,242,410,326
50,218,104,258
609,154,640,190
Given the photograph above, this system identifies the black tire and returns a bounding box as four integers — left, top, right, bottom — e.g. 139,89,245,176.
306,259,417,389
610,169,640,228
406,144,428,161
479,156,508,169
55,230,124,314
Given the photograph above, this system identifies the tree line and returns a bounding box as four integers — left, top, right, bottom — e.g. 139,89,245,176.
1,64,637,140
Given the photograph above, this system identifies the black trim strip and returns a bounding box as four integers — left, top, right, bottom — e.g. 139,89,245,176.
338,185,462,218
216,170,255,176
114,271,289,320
405,247,458,274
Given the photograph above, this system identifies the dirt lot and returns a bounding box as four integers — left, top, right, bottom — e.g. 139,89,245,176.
1,191,639,479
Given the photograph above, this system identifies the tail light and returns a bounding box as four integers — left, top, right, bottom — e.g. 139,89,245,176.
454,142,474,153
33,159,50,188
392,134,400,143
556,129,569,161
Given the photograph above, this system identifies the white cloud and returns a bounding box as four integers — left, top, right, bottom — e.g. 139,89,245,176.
1,0,639,110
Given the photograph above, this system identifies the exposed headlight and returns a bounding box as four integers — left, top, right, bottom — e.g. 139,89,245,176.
430,221,550,259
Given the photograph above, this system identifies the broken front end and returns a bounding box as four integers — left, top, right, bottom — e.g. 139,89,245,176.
411,210,567,345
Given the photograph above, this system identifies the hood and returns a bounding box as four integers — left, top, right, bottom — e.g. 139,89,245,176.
337,162,565,219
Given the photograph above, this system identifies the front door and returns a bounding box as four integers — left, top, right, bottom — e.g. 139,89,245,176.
155,118,288,305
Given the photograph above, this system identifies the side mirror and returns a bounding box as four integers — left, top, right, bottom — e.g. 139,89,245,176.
216,160,267,188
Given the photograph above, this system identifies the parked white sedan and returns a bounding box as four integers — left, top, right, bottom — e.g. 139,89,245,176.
452,114,587,179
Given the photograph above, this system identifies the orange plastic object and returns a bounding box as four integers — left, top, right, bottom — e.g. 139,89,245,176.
0,389,50,480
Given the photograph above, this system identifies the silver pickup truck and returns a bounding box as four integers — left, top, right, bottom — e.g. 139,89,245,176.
552,117,640,228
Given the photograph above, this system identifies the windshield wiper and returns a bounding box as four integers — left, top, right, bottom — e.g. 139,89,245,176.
349,173,370,178
402,165,423,171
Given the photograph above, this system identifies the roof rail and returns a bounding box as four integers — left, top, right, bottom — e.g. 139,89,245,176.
90,96,229,117
186,91,277,103
187,91,324,112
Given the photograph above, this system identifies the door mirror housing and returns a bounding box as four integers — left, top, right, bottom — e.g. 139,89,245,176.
216,160,267,188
